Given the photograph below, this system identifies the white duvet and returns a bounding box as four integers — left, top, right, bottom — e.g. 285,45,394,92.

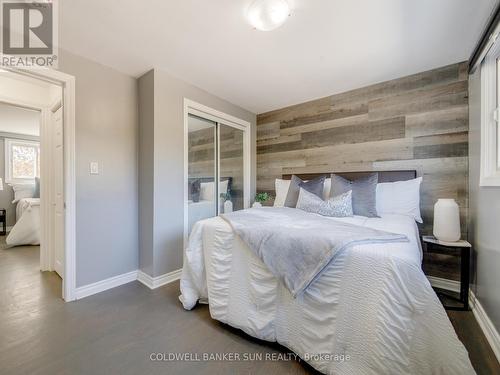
180,211,475,375
188,200,215,234
6,198,41,247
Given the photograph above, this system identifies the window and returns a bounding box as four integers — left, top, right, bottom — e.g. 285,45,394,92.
5,138,40,183
480,40,500,186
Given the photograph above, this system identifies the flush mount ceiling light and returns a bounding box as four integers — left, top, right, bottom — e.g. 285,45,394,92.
247,0,291,31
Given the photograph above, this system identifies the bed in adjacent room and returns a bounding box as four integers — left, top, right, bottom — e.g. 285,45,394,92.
6,181,41,247
180,171,476,375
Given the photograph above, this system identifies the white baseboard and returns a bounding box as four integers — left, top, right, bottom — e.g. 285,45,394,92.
469,290,500,362
427,276,460,293
75,270,138,300
427,276,500,362
73,268,182,300
137,269,182,289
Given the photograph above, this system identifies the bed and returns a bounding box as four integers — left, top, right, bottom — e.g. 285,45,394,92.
180,171,475,374
188,200,216,234
6,197,41,246
187,177,232,233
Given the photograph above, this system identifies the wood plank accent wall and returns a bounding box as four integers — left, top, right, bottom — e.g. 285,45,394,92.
256,62,469,280
188,126,245,210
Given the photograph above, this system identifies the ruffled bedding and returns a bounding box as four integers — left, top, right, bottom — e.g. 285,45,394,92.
180,212,475,374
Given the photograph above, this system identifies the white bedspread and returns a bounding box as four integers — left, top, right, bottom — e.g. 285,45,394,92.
180,210,475,375
6,198,40,247
221,207,408,296
188,200,215,234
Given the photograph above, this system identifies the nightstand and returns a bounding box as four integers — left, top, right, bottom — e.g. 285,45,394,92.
422,235,471,311
0,209,5,236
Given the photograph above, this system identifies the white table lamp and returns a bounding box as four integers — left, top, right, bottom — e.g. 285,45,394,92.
0,178,3,191
433,199,461,242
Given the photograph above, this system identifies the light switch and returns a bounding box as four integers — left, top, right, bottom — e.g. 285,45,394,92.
90,161,99,175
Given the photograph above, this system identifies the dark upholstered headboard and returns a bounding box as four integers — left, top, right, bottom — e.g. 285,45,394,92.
282,170,417,183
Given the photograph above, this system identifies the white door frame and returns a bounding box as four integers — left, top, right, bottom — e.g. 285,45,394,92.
49,101,63,278
2,68,77,302
183,99,251,251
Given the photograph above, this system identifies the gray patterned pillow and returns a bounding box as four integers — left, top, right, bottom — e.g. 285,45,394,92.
296,188,353,217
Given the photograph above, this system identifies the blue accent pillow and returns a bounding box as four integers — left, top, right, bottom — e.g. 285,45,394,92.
190,179,201,202
33,177,40,198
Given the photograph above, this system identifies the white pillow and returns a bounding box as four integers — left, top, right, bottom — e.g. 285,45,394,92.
200,180,229,201
274,179,291,207
220,180,229,196
376,177,423,223
9,183,35,204
200,182,214,201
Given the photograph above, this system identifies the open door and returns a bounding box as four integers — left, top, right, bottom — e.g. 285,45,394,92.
52,106,64,278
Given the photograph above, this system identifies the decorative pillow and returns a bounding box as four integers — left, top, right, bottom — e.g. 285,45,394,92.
9,182,35,204
190,179,201,202
199,180,228,201
274,178,291,207
200,182,214,201
33,177,41,199
376,177,423,223
296,188,353,217
330,173,379,217
284,175,326,208
220,179,229,196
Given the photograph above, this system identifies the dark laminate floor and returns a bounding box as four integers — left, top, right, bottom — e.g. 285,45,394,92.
0,244,498,375
448,309,500,375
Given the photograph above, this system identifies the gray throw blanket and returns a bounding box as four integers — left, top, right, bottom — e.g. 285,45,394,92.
221,207,408,297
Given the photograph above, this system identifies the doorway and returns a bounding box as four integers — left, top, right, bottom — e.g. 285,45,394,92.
0,68,76,301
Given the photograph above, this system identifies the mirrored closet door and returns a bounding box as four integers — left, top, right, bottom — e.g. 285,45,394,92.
219,124,244,212
186,113,248,236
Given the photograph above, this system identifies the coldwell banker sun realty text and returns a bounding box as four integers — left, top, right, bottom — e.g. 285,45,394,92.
0,0,58,68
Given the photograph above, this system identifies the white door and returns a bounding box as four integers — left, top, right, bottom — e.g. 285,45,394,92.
53,106,64,278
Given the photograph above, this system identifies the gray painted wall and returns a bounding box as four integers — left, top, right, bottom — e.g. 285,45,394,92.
58,50,139,287
138,70,155,277
138,68,256,277
468,68,500,331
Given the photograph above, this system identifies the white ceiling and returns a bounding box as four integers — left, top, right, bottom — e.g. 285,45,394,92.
60,0,497,114
0,102,40,136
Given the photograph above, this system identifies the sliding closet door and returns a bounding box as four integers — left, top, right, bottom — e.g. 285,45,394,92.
219,124,245,212
187,115,217,234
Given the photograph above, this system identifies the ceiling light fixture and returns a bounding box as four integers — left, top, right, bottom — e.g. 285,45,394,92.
247,0,291,31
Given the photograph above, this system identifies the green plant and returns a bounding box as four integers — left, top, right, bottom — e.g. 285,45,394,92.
255,192,271,203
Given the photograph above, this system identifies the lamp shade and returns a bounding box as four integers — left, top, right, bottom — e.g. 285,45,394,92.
247,0,290,31
0,177,3,191
433,199,460,242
